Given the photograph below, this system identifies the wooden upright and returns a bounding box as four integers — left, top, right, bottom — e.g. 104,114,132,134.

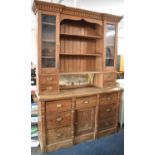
32,0,123,152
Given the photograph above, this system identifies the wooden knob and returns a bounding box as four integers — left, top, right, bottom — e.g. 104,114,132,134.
56,104,62,108
56,133,62,137
106,108,110,112
56,117,62,122
107,97,111,100
47,77,52,81
47,86,52,90
105,122,109,126
84,100,89,104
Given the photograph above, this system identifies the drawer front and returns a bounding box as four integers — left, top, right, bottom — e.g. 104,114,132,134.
39,84,59,94
76,95,97,109
46,99,72,112
103,73,116,82
46,111,71,129
99,103,117,120
100,93,118,105
98,118,116,131
47,127,72,144
39,75,59,85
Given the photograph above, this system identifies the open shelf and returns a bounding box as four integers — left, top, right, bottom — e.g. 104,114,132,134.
60,71,103,75
60,53,101,57
60,33,102,39
42,56,55,58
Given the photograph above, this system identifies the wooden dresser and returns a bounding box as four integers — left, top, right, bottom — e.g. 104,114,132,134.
32,0,123,152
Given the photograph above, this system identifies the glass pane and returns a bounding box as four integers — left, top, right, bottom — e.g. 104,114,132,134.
42,15,56,23
41,14,56,68
105,24,116,67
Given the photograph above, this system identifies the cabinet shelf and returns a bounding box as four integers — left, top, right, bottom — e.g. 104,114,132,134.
42,40,55,43
42,56,55,59
42,22,56,26
106,57,114,59
60,53,101,57
60,33,102,39
60,71,103,75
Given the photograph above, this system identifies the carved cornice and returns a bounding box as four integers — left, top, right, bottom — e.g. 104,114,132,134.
32,0,122,22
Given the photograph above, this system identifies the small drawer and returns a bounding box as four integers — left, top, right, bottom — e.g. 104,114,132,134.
47,127,71,144
99,103,117,120
103,73,116,82
40,84,59,94
100,93,118,105
39,75,59,85
46,99,72,112
46,111,71,129
76,95,97,109
98,118,116,131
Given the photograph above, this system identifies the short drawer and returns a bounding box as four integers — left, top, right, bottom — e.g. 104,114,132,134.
46,99,72,112
99,103,117,120
46,111,71,129
47,127,72,144
103,73,116,82
76,95,97,109
40,84,59,94
100,93,118,105
98,118,117,131
39,75,59,85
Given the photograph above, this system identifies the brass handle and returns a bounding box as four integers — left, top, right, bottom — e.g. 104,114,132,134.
107,97,111,100
56,104,62,108
106,108,110,112
47,77,52,81
84,100,89,104
56,117,62,122
56,133,63,137
47,86,52,90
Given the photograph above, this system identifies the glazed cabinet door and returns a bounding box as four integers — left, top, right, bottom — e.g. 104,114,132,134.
104,22,117,71
38,12,60,74
75,108,95,136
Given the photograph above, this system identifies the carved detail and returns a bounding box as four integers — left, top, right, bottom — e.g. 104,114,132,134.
32,0,122,22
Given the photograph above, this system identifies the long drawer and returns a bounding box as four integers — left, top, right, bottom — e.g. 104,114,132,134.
99,103,117,120
76,95,97,109
100,93,118,105
46,127,72,144
46,111,71,129
46,99,72,112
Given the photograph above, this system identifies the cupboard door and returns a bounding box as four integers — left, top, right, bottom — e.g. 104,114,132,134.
40,13,60,74
104,23,117,71
75,108,95,136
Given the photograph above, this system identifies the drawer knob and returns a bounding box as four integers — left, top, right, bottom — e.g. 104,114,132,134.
56,117,62,122
47,86,52,90
105,122,109,126
56,104,62,108
56,133,63,137
84,100,89,104
47,77,52,81
106,108,110,112
107,97,111,100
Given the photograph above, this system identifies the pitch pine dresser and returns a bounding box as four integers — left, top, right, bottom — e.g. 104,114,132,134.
32,0,123,152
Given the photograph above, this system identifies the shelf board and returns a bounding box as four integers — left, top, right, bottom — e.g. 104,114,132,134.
60,72,103,75
106,57,114,59
60,33,102,39
42,40,55,43
42,22,56,26
42,56,55,59
60,53,101,57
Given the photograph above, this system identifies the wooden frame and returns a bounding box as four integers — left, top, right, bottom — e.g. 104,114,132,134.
32,0,123,152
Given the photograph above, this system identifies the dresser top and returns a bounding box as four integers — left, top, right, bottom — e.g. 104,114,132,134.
36,84,123,101
32,0,122,22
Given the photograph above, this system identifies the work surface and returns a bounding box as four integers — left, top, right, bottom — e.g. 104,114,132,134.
37,84,123,101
